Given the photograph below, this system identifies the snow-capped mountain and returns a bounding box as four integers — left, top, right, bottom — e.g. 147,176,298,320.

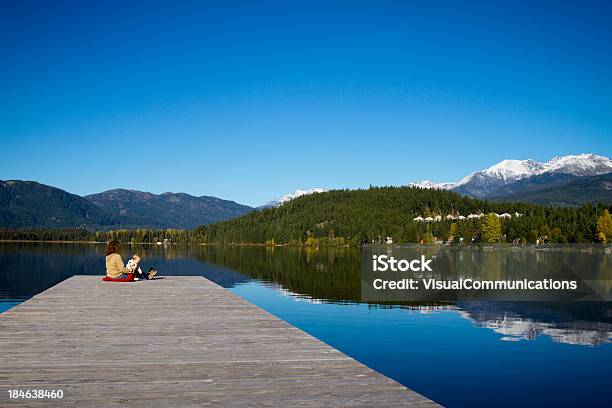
410,154,612,198
259,188,328,208
458,159,544,185
450,159,546,197
536,154,612,176
409,180,455,190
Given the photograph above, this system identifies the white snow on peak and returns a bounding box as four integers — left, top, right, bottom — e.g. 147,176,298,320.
482,159,544,180
537,153,612,176
276,188,328,205
260,188,328,208
409,180,455,190
410,153,612,190
453,159,543,187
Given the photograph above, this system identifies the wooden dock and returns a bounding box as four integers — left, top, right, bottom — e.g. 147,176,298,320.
0,276,438,407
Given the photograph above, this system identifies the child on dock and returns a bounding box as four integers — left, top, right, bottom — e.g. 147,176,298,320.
126,255,144,280
126,254,158,280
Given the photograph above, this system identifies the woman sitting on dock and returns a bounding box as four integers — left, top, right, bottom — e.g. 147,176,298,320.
105,240,157,280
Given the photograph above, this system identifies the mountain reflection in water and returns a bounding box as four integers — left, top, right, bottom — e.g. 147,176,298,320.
456,301,611,345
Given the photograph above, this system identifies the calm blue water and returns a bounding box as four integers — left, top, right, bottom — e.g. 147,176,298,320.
1,243,611,407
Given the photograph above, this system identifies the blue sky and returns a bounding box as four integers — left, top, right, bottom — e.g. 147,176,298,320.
1,0,611,206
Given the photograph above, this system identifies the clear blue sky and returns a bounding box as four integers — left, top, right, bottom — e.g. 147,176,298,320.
1,0,611,206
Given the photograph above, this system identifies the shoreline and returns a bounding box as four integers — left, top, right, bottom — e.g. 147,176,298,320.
1,240,609,252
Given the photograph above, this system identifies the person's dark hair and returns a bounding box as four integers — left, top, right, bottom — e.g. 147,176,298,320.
105,240,121,256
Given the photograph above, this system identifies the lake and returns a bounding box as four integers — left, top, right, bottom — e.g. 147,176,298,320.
1,242,611,407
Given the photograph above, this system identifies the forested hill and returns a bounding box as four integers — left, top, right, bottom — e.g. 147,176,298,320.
0,180,253,229
85,189,253,229
195,186,610,245
0,180,116,229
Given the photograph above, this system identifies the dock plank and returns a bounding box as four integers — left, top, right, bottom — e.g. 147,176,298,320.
0,276,438,407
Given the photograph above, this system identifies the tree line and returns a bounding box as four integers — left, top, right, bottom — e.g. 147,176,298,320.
1,187,611,246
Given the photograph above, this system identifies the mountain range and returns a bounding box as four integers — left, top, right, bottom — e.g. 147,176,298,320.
85,189,253,229
0,180,115,229
2,153,611,230
0,181,253,229
410,154,612,205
